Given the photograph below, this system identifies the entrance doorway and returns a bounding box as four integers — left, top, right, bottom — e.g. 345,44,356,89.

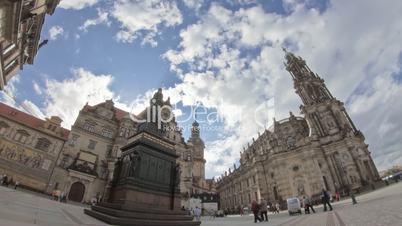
68,182,85,202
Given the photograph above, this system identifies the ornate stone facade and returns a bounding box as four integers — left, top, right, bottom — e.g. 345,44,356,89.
0,102,69,192
50,89,215,204
0,0,59,90
216,52,380,211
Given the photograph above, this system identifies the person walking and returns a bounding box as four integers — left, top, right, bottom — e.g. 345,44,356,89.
0,175,6,185
239,205,244,216
193,206,201,221
14,180,19,190
322,189,333,211
260,199,268,221
275,203,280,214
251,200,262,223
335,191,340,202
303,196,315,213
350,192,358,205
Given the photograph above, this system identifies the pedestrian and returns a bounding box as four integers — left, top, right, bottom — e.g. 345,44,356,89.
8,177,13,187
322,189,333,211
60,191,65,202
335,191,340,202
251,200,262,223
303,196,315,214
275,203,280,214
239,205,244,216
193,206,201,221
350,192,358,205
1,174,7,185
209,210,216,220
55,190,61,201
14,180,19,190
260,199,268,221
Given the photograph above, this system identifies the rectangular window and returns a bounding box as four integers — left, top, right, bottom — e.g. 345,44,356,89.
0,7,7,38
83,122,95,133
2,43,15,56
35,138,51,151
253,175,256,184
4,58,17,72
69,134,79,146
88,140,97,150
102,128,113,138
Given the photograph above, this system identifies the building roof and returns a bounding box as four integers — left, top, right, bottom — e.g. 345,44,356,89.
83,101,133,122
0,102,70,140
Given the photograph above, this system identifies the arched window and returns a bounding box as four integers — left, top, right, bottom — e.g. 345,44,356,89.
35,137,52,151
0,121,10,135
14,129,30,143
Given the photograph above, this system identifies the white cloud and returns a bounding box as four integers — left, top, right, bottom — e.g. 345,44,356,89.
1,69,146,130
348,74,402,171
59,0,99,10
1,75,45,119
111,0,183,46
33,82,42,95
21,100,45,119
182,0,204,11
1,75,21,108
43,68,129,128
79,8,110,32
48,26,64,40
163,1,402,177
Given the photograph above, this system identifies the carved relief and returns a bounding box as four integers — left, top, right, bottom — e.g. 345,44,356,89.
0,140,44,169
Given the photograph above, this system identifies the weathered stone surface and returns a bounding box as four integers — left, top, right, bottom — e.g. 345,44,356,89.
85,123,200,226
217,52,380,211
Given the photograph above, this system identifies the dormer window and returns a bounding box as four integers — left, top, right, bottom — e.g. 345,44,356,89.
35,138,51,151
47,124,57,131
0,121,10,135
286,136,296,148
14,129,30,143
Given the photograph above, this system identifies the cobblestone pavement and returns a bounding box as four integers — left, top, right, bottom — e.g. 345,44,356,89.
0,186,107,226
0,182,401,226
202,182,402,226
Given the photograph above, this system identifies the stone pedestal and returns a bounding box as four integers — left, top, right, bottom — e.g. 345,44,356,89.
85,123,200,226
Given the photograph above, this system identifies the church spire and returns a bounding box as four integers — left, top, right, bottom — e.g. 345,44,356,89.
191,120,200,138
284,50,334,106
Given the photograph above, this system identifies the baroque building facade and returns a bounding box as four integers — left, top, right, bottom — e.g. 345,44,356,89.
0,102,69,192
0,0,59,90
216,51,380,211
50,89,215,205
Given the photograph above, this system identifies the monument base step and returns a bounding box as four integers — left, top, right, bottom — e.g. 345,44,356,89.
85,206,200,226
91,205,194,221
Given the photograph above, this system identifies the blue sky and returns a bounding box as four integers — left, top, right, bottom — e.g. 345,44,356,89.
2,0,402,178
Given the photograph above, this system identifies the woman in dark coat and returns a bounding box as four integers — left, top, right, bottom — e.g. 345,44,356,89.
251,200,262,223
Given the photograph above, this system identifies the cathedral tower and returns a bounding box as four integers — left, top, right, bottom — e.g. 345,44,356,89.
188,120,206,188
284,49,359,140
284,49,380,191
